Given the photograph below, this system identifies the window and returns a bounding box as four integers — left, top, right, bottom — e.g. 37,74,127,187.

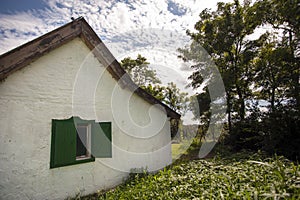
76,124,91,160
50,117,112,169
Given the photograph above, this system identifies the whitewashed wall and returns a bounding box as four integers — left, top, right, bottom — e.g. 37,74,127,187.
0,38,172,199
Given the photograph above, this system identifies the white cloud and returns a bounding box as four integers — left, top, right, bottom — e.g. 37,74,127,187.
0,0,229,54
0,12,45,54
0,0,229,124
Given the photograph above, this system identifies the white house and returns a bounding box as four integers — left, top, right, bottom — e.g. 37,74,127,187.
0,17,180,199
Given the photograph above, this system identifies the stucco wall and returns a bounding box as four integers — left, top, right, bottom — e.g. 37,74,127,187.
0,38,172,199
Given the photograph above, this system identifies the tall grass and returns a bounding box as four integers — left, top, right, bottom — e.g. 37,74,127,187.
92,153,300,199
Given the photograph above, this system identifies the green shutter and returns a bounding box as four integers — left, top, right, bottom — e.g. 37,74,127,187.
50,117,107,168
50,118,76,168
92,122,112,158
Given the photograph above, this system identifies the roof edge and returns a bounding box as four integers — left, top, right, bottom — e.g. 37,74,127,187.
0,17,83,81
0,17,181,119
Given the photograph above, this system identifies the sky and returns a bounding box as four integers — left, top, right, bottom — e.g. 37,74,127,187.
0,0,233,124
0,0,233,54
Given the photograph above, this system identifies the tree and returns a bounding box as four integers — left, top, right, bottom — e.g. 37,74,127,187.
121,55,189,116
252,0,300,110
140,84,165,102
179,0,260,131
253,34,291,111
120,54,161,86
189,87,211,141
189,87,211,121
142,83,189,115
163,82,189,115
177,0,300,160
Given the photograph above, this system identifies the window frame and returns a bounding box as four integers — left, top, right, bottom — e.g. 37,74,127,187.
76,123,92,160
50,117,112,169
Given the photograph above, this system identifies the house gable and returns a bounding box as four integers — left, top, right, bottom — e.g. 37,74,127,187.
0,17,180,119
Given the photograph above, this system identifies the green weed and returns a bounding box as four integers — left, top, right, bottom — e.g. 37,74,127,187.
94,154,300,199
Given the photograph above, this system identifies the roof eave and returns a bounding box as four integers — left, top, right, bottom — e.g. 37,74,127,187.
0,17,84,81
0,17,181,119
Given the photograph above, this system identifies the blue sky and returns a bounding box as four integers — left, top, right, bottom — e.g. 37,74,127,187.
0,0,233,54
0,0,49,14
0,0,233,124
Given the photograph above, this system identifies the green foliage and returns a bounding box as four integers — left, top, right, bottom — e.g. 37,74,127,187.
261,105,300,161
163,82,189,115
141,83,189,115
95,154,299,199
180,0,300,161
141,82,189,115
179,0,261,132
121,55,189,115
224,118,264,152
189,87,210,120
224,103,300,161
188,87,211,140
229,0,299,161
120,54,161,86
140,84,165,102
252,0,300,109
253,34,291,111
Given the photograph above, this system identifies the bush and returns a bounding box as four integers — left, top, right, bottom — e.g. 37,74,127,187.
261,105,300,161
224,104,300,161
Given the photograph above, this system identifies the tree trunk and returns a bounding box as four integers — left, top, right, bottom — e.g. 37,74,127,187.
289,30,300,111
271,86,275,112
226,91,232,133
236,86,245,120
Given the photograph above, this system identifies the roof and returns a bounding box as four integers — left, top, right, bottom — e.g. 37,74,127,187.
0,17,180,119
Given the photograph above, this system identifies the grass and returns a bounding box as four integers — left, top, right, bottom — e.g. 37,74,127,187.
75,142,300,199
172,143,189,161
94,154,300,199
